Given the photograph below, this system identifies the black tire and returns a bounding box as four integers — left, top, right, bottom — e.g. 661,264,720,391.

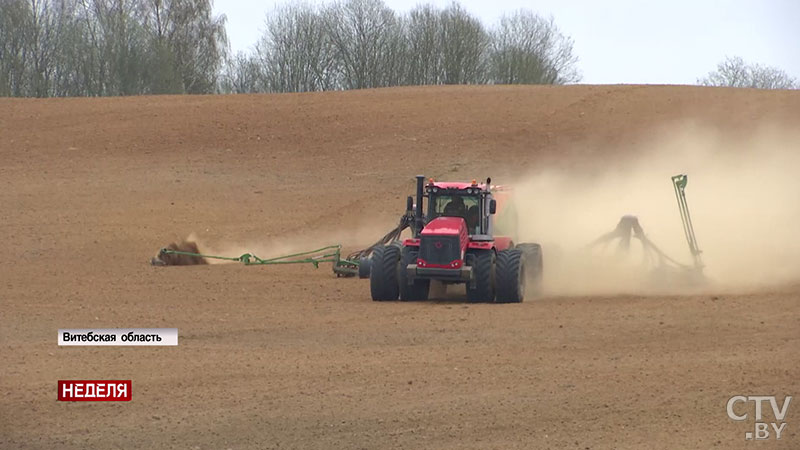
496,249,525,303
516,243,543,296
358,255,372,279
399,247,430,301
370,245,400,301
466,250,495,303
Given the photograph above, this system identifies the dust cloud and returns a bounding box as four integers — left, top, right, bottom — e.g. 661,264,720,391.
162,122,799,296
512,122,800,295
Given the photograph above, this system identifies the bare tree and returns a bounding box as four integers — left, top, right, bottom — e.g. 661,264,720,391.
50,0,96,96
323,0,400,89
26,0,63,96
141,0,228,94
404,4,441,85
82,0,151,95
699,56,796,89
380,12,407,87
489,11,579,85
439,2,488,84
219,51,264,93
0,0,33,96
257,3,336,93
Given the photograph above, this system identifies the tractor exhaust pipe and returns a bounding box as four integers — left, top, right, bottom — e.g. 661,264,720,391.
414,175,425,237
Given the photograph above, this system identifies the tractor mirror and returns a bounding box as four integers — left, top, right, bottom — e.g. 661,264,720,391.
406,196,414,213
489,199,497,214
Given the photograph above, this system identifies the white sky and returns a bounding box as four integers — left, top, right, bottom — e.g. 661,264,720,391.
213,0,800,85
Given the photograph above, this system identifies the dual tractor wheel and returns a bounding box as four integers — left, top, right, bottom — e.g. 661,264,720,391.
370,243,542,303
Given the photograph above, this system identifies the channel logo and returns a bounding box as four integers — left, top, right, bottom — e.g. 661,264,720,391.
58,380,132,401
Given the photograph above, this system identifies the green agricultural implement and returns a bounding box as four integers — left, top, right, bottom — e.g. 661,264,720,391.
587,173,705,281
151,213,415,276
671,174,704,270
154,244,361,277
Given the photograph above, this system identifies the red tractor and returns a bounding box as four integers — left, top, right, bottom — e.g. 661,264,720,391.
369,175,542,303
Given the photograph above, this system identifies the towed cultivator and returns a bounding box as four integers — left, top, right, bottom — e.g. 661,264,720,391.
151,208,417,277
153,244,362,277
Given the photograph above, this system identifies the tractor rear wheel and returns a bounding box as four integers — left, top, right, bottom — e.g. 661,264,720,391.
516,243,543,296
370,245,400,301
399,247,430,301
466,250,495,303
496,249,525,303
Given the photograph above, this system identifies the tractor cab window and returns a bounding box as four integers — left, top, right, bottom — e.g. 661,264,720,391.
429,195,482,234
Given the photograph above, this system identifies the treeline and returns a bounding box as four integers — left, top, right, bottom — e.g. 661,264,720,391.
0,0,580,98
699,56,796,90
221,1,580,93
0,0,227,97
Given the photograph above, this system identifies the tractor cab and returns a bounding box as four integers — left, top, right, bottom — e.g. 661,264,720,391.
424,180,496,236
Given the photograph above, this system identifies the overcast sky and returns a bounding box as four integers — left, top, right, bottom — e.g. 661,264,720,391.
213,0,800,85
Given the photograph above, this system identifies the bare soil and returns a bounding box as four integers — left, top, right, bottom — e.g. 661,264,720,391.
1,85,799,449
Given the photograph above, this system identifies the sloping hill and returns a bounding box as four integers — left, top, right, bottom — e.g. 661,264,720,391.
1,86,798,449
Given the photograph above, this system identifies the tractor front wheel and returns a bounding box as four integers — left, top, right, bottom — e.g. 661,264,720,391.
370,245,400,301
466,250,495,303
399,247,430,301
496,249,525,303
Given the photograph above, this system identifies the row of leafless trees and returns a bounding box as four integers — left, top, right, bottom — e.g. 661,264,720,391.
219,1,581,94
3,1,797,97
698,56,796,90
0,0,580,97
0,0,227,97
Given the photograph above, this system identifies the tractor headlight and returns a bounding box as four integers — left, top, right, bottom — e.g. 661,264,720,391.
432,187,439,193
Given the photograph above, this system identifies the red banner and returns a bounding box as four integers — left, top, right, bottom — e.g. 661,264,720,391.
57,380,132,401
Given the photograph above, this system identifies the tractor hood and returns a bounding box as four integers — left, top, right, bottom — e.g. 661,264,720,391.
422,216,467,237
